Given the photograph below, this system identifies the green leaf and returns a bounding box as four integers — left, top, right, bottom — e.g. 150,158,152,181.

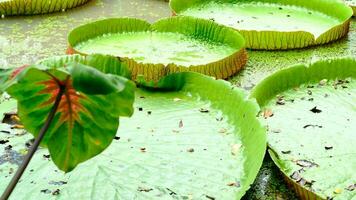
67,16,247,82
1,72,266,199
6,63,135,172
0,0,90,16
251,57,356,199
170,0,353,49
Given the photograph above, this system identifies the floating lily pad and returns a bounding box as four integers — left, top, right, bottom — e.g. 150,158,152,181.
170,0,353,50
0,0,89,16
250,58,356,199
67,17,247,83
0,55,266,199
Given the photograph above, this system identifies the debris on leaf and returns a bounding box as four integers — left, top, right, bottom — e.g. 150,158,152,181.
290,171,302,182
296,160,318,168
187,148,194,153
231,144,241,156
0,140,9,145
2,113,21,125
11,124,24,129
271,129,281,133
281,150,291,154
227,181,240,187
49,181,67,185
43,154,50,159
263,109,273,118
324,145,333,150
319,79,327,86
52,189,60,195
346,184,356,191
334,188,342,194
310,106,322,113
199,108,209,113
140,147,146,153
276,96,285,105
173,98,181,102
298,178,314,187
166,188,177,196
40,189,51,194
303,124,322,129
179,120,183,128
137,186,153,192
218,128,227,134
205,195,215,200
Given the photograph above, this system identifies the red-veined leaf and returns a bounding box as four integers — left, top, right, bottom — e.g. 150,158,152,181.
6,63,135,172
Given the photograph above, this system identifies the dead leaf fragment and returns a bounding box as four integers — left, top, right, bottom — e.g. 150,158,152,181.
290,171,302,181
218,128,227,134
231,144,241,156
334,188,342,194
346,184,356,191
310,106,322,113
199,108,209,113
187,148,194,153
227,181,240,187
319,79,327,86
138,187,153,192
296,160,318,168
179,120,183,128
263,109,273,119
173,98,182,102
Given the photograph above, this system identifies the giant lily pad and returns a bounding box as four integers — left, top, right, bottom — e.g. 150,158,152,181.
250,58,356,199
0,55,266,199
0,0,89,16
170,0,353,50
67,17,247,83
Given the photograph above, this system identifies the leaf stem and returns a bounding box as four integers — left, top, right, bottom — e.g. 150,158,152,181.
0,84,66,200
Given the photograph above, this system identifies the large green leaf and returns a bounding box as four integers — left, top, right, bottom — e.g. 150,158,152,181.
0,71,266,199
67,16,247,82
5,62,135,172
170,0,353,50
0,0,90,16
250,57,356,199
